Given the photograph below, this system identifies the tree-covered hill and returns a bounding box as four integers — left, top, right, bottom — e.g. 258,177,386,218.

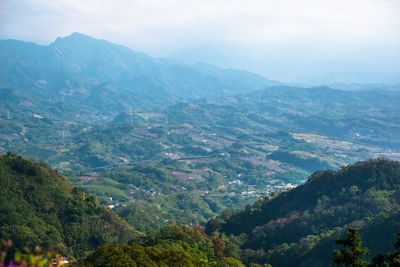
206,158,400,266
0,153,136,259
82,225,244,267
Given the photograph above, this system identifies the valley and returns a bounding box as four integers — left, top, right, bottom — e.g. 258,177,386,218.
1,81,399,231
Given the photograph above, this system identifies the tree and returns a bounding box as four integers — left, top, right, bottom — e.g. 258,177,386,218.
370,232,400,266
333,228,369,267
395,233,400,251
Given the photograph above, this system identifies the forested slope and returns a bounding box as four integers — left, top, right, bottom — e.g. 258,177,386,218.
206,158,400,266
0,153,136,259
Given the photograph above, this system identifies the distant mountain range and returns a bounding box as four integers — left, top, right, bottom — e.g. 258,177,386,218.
297,72,400,86
0,32,279,113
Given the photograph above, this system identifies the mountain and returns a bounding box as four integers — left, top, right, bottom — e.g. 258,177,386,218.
0,32,279,114
109,110,145,126
296,72,400,86
205,158,400,266
0,153,136,259
328,83,400,92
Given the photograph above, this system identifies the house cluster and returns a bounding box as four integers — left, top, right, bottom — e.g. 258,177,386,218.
228,179,242,185
218,179,243,190
267,183,298,191
241,190,257,196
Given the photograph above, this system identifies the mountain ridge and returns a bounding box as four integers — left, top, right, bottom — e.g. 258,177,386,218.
0,33,279,106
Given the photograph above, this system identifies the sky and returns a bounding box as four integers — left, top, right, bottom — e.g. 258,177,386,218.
1,0,400,83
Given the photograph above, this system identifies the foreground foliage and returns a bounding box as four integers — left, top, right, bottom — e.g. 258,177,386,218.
334,228,400,267
82,225,244,267
333,228,369,266
0,239,65,267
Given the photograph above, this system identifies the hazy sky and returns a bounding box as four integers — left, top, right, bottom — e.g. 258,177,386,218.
1,0,399,82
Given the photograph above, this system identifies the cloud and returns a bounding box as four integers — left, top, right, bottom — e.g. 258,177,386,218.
0,0,399,80
1,0,399,46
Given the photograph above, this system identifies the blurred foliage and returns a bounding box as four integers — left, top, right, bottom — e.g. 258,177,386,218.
0,239,65,267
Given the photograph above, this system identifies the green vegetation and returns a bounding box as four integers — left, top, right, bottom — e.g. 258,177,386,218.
333,228,400,267
333,228,369,266
82,225,244,267
0,153,136,260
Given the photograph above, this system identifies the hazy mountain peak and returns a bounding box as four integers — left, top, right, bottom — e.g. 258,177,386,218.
51,32,111,49
69,32,90,38
54,32,97,42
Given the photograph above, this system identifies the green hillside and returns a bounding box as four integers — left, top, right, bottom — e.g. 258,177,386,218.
0,153,136,260
206,158,400,266
82,225,244,266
